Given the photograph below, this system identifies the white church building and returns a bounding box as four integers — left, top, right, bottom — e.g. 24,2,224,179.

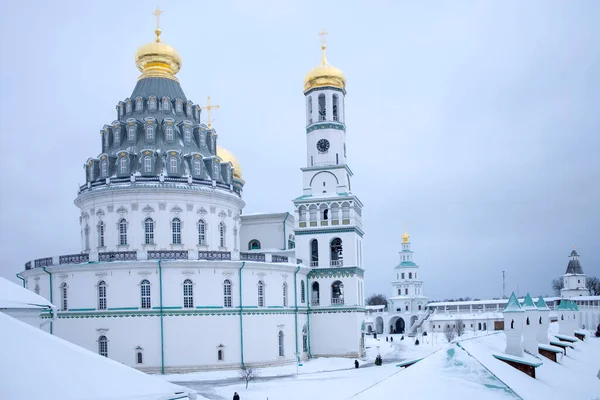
18,19,365,372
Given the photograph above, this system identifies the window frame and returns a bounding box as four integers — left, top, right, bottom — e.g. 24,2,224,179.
118,219,128,246
183,279,194,308
198,219,206,245
98,335,108,357
257,280,265,308
60,282,68,311
223,279,232,308
172,218,181,244
98,281,107,310
140,279,151,309
144,218,154,245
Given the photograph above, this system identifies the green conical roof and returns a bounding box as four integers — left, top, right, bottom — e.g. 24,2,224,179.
557,299,571,311
521,293,537,310
536,296,550,310
504,292,524,313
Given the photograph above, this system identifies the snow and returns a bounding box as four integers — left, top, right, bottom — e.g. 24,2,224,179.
553,333,578,342
504,293,524,313
0,312,198,400
429,311,502,321
161,324,600,399
0,276,54,310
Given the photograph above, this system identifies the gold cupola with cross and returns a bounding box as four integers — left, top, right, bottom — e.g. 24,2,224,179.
135,7,182,81
304,29,346,93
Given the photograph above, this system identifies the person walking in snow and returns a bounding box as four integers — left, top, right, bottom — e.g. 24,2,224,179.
355,359,359,369
233,392,240,400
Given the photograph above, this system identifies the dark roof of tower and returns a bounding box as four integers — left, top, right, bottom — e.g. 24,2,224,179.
131,77,187,102
570,249,579,257
565,259,584,275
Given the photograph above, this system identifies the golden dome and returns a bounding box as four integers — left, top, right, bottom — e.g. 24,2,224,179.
304,42,346,93
402,231,410,243
134,22,181,82
217,145,243,180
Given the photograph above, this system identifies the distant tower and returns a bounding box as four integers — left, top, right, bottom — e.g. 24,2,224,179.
389,230,428,313
560,248,590,297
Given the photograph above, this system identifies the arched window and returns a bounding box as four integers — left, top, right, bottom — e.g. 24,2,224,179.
135,97,142,111
98,281,107,310
148,96,157,111
218,349,224,361
84,224,90,251
128,125,136,141
409,272,412,279
101,160,108,177
193,159,202,176
118,219,127,245
332,94,339,121
144,218,154,244
539,316,542,325
278,331,284,357
300,281,305,303
126,100,132,113
198,219,206,245
60,282,68,311
526,317,530,325
318,94,326,121
258,280,265,307
120,157,127,174
113,128,120,145
98,336,108,357
172,218,181,244
146,125,154,140
288,234,295,249
183,279,193,308
219,222,226,247
312,282,320,306
169,157,177,173
184,127,191,143
282,282,288,307
140,279,151,309
307,96,313,124
34,284,40,295
223,279,232,308
165,125,174,141
176,100,183,114
302,325,308,352
298,206,306,222
310,239,319,267
200,132,206,147
162,97,170,111
136,351,143,364
330,238,343,266
331,281,344,305
248,240,261,250
405,288,408,295
144,156,152,173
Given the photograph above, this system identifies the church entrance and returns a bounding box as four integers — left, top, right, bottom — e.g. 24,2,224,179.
389,317,405,334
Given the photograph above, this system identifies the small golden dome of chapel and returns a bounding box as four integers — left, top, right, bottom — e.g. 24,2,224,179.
217,145,243,180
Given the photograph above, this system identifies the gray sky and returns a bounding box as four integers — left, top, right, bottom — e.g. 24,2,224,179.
1,0,598,300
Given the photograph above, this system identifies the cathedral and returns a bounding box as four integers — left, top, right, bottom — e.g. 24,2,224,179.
19,14,365,372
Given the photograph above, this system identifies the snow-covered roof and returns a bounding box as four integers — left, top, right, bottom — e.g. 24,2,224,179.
0,312,196,399
503,293,524,313
365,305,386,310
0,276,54,310
389,295,428,301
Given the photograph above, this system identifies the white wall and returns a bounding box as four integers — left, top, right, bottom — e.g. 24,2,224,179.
240,213,294,251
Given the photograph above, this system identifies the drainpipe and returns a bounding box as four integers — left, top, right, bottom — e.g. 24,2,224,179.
238,262,246,368
42,267,53,335
306,275,312,358
158,260,165,375
16,273,25,288
294,266,300,363
282,212,290,250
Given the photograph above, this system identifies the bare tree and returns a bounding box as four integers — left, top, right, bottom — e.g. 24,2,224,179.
551,278,564,296
239,366,259,389
366,293,388,308
443,325,456,343
586,277,600,295
455,319,465,337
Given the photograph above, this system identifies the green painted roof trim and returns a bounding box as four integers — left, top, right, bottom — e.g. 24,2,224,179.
521,293,536,310
503,292,524,312
535,296,550,310
398,261,417,268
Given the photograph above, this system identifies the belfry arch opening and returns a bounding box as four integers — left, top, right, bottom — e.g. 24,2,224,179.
310,239,319,267
330,238,343,267
311,282,320,306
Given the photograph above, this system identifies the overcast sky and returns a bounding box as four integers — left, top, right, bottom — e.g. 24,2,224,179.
1,0,598,300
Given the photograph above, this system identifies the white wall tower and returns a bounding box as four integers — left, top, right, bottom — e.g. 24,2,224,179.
561,248,590,297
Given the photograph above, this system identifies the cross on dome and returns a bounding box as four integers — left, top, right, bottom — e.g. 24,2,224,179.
200,96,220,129
153,7,163,42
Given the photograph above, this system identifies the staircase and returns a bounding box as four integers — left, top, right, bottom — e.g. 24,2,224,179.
408,308,435,337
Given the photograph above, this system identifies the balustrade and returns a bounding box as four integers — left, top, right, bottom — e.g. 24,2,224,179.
331,297,344,305
310,261,319,267
240,252,265,262
99,251,137,262
272,255,288,263
59,253,89,265
35,257,54,268
330,259,343,267
311,299,320,306
147,250,188,260
198,251,231,261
